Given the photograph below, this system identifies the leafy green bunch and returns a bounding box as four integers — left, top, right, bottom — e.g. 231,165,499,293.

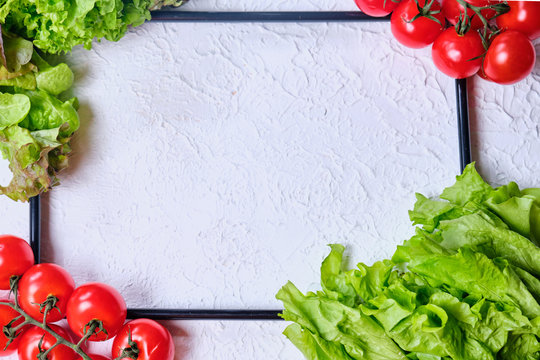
0,0,186,54
0,28,79,201
277,163,540,360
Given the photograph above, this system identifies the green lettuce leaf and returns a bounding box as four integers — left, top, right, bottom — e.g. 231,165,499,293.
1,32,33,73
283,324,354,360
408,193,457,232
278,164,540,360
277,282,408,360
0,72,36,89
440,162,493,206
498,332,540,360
0,0,184,54
0,31,78,201
406,247,540,319
439,212,540,277
22,90,79,136
0,92,30,129
36,63,73,95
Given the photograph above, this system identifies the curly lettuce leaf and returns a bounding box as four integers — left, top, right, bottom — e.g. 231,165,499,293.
278,164,540,360
405,247,540,319
0,0,185,54
320,244,395,307
440,163,493,206
439,212,540,277
283,324,355,360
498,332,540,360
277,282,409,360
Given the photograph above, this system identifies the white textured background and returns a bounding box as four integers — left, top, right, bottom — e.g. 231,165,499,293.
1,0,539,359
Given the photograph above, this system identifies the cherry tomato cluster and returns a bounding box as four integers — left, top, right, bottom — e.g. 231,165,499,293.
355,0,539,84
0,235,174,360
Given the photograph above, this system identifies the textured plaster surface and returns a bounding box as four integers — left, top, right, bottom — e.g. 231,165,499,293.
0,0,539,359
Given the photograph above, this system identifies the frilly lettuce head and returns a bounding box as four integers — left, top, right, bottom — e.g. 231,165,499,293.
0,0,187,54
278,164,540,360
0,29,78,201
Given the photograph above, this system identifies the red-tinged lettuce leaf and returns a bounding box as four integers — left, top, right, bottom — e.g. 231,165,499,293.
0,72,36,89
0,24,7,69
0,123,74,201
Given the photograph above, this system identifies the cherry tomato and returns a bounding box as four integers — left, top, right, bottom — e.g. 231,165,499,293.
476,67,492,81
112,319,174,360
355,0,402,17
18,325,77,360
0,301,27,355
483,30,536,85
496,1,540,40
77,354,110,360
443,0,499,30
18,263,75,323
66,283,127,341
391,0,446,49
0,235,34,290
432,28,485,79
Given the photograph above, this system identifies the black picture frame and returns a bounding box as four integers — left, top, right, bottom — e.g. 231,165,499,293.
28,11,472,321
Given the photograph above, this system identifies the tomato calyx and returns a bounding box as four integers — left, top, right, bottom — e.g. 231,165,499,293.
113,330,139,360
34,295,61,327
454,12,473,36
408,0,443,26
8,275,21,300
455,0,509,38
2,314,24,349
36,334,51,360
80,319,109,345
0,281,94,360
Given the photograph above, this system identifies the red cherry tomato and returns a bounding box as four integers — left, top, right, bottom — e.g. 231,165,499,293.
496,1,540,40
432,28,485,79
355,0,402,17
0,235,34,290
443,0,499,30
483,30,536,85
77,354,110,360
0,301,27,355
112,319,174,360
66,283,127,341
18,263,75,323
476,67,492,81
391,0,446,49
18,325,77,360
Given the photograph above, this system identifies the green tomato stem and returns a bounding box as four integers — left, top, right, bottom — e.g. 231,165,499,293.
0,298,93,360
